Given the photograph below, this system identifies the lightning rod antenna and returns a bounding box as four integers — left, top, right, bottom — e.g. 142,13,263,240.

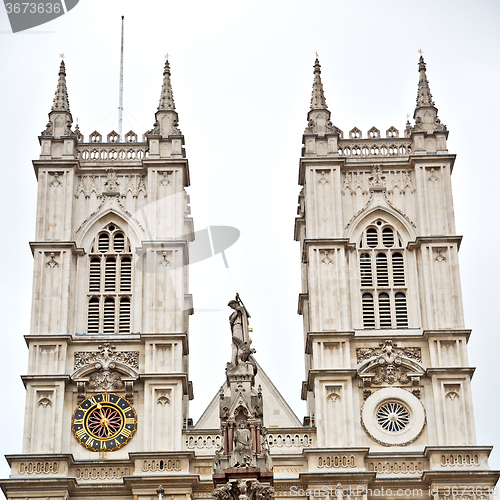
118,15,124,141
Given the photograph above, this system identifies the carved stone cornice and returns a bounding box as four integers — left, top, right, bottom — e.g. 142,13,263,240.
305,330,355,354
304,369,357,393
407,235,462,251
29,241,85,256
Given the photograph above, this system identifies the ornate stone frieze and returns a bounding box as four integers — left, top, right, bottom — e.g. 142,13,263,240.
141,458,181,472
357,341,423,398
317,455,356,468
367,460,423,474
74,343,139,370
75,466,129,481
342,168,415,195
357,341,421,364
19,461,60,475
441,453,480,467
266,432,312,449
75,173,147,199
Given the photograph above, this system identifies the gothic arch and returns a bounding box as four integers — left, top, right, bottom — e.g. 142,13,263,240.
78,210,143,251
348,207,416,246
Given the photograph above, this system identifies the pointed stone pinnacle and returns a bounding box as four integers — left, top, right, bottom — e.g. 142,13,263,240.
158,58,176,111
412,55,447,133
310,57,328,110
51,59,71,113
415,55,434,108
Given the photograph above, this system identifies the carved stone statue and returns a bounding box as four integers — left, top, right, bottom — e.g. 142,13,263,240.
232,421,253,467
228,295,252,366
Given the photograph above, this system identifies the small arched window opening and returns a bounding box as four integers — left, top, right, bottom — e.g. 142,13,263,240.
87,223,133,334
358,219,408,329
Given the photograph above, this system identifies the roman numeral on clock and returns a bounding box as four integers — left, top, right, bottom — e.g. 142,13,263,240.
121,428,132,438
75,428,88,439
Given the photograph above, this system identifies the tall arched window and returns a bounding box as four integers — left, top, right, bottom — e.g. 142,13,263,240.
87,223,133,334
358,220,408,329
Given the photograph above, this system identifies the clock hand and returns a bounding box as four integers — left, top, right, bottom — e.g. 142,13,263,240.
98,407,111,437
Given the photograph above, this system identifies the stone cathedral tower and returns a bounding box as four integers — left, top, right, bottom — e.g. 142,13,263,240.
1,55,498,500
295,56,498,494
1,59,197,498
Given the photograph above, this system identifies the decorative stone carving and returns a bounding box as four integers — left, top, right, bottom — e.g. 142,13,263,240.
356,341,422,364
232,421,253,467
317,170,329,184
74,123,83,142
157,391,170,406
325,120,342,136
75,467,129,481
74,343,139,370
146,121,160,136
159,171,172,186
304,118,315,134
368,126,380,139
435,248,447,262
89,131,102,143
107,130,120,143
387,170,415,194
142,458,181,472
357,341,423,398
41,121,53,136
320,250,334,265
317,456,356,468
213,480,274,500
228,294,254,368
64,119,75,136
326,387,341,402
171,119,182,135
125,130,137,142
49,172,63,187
19,461,60,475
38,394,52,407
103,168,120,193
386,126,399,138
349,127,362,139
159,251,171,267
87,369,124,392
46,253,59,268
445,384,460,400
428,167,439,182
368,165,386,190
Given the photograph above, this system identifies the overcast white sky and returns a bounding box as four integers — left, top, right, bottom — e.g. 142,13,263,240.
0,0,499,479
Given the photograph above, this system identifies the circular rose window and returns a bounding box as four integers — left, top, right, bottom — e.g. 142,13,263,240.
361,387,426,446
376,401,410,432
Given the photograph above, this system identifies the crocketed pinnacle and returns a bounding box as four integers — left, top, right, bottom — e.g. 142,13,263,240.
51,60,71,113
158,59,176,111
310,57,328,110
415,55,435,108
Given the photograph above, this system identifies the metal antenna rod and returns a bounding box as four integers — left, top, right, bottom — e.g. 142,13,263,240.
118,15,124,141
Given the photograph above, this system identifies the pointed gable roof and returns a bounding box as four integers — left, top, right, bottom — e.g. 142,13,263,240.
194,360,302,429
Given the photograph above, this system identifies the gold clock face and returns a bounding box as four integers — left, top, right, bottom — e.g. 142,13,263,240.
72,393,137,451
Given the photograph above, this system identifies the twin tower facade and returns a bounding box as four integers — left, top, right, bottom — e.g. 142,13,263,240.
0,57,497,500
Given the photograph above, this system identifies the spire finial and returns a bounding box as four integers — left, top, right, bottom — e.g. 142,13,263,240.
412,54,447,134
51,58,70,113
310,56,327,110
158,57,176,111
415,53,434,108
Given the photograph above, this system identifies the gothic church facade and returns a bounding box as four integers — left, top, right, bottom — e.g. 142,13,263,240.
0,56,497,500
